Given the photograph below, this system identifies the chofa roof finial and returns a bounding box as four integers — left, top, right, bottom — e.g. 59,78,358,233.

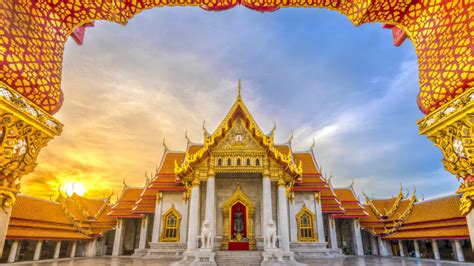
162,138,168,151
237,78,242,100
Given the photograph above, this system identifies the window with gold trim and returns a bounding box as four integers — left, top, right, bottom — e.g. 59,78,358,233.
296,205,317,242
161,205,181,242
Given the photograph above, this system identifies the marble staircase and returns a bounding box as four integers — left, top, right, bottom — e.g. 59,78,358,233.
214,251,263,266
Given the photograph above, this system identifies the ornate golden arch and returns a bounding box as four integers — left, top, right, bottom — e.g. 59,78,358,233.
160,204,182,242
222,184,256,250
296,204,317,242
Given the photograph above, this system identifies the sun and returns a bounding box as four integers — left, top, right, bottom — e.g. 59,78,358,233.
63,182,86,197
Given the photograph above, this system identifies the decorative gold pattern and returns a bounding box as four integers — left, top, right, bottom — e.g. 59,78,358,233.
0,83,62,209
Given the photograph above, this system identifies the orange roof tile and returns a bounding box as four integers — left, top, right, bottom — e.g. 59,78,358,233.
332,187,368,218
108,187,143,218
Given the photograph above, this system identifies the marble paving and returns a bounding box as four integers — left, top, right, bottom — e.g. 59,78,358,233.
5,256,474,266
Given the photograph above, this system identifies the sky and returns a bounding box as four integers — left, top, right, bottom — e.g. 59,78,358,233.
21,6,461,201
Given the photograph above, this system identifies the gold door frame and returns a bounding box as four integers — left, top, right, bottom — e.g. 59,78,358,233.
221,184,256,250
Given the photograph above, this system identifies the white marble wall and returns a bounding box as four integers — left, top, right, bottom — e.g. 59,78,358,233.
158,192,189,243
289,192,317,243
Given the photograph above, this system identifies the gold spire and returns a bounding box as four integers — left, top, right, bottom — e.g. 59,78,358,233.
237,79,242,100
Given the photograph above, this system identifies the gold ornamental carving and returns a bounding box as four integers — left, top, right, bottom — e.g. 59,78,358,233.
0,83,63,209
418,87,473,214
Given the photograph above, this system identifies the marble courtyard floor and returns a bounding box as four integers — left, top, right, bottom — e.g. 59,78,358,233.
5,256,474,266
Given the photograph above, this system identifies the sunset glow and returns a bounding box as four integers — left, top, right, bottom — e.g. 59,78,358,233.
63,182,86,197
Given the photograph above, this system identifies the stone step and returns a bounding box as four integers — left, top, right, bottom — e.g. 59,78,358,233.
215,251,263,266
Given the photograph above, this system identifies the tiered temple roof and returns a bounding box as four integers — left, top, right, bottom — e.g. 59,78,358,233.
56,193,116,237
383,194,469,240
108,185,143,218
331,184,368,219
8,194,97,241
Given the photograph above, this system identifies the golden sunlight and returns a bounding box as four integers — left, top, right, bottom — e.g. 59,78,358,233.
63,182,86,197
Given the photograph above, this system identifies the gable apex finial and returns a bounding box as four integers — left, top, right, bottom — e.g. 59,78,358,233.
237,78,241,100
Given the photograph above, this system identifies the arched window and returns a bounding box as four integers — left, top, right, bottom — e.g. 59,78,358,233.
256,159,260,166
296,205,316,242
161,205,181,242
237,158,241,166
246,158,251,166
227,158,232,166
218,158,222,166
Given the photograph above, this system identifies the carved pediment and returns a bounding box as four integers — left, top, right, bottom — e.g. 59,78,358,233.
213,119,264,153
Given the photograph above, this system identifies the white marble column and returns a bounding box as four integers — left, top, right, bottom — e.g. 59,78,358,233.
0,206,12,258
70,241,77,258
466,210,474,248
454,240,465,262
277,178,290,251
328,216,338,249
7,240,19,263
370,235,378,255
377,236,388,256
314,192,325,243
86,238,97,257
205,174,216,235
262,175,273,230
54,241,61,259
414,240,420,259
138,215,149,249
33,240,43,261
112,219,124,256
351,219,364,256
151,192,163,243
398,240,405,257
187,178,200,251
432,240,440,260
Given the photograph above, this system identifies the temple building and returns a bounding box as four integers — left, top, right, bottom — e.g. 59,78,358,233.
1,87,473,264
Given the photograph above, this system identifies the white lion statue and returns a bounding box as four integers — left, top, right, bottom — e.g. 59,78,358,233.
200,221,213,250
265,219,278,249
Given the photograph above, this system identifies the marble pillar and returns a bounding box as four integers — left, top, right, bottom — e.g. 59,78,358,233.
262,175,273,230
377,236,388,256
33,240,43,261
138,215,149,249
205,175,216,235
277,179,290,251
466,211,474,249
328,216,338,249
151,192,163,243
314,192,325,244
112,219,124,256
0,207,12,258
398,240,405,257
454,240,465,262
7,240,19,263
351,219,364,256
70,241,77,258
414,240,420,259
370,235,378,255
54,241,61,259
86,238,97,257
432,240,440,260
187,179,200,251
